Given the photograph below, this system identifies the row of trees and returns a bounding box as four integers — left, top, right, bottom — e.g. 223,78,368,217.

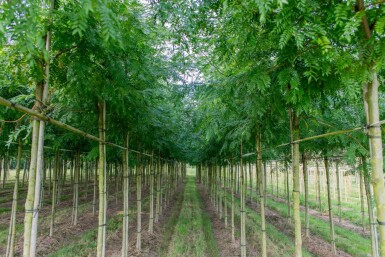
152,1,385,256
0,1,192,256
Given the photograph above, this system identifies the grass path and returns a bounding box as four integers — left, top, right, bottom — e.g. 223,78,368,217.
166,176,219,257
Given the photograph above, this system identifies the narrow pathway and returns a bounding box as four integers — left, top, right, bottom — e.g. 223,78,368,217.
166,176,219,257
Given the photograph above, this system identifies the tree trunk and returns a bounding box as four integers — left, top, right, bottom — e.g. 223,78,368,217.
276,161,279,197
249,162,252,202
363,73,385,256
256,128,267,257
231,157,235,243
324,157,336,255
270,162,273,196
136,155,142,252
362,156,379,257
219,166,223,219
72,151,80,226
356,0,385,254
285,161,291,223
6,140,22,257
224,165,228,227
240,143,246,257
290,109,302,257
49,152,59,237
122,132,129,257
316,160,322,214
303,154,309,237
336,160,342,223
359,162,366,232
149,152,154,234
97,100,107,257
263,161,267,207
93,161,97,216
2,157,8,188
23,105,40,257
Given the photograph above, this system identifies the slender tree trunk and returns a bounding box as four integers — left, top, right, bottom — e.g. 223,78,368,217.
276,161,279,197
22,159,27,188
48,158,51,196
359,162,366,232
136,155,142,252
23,107,40,257
316,161,322,214
270,162,273,196
290,109,302,257
155,158,161,222
0,158,3,189
240,143,246,257
49,152,58,237
303,154,309,237
224,165,228,227
6,141,22,257
219,166,223,219
155,156,163,218
149,152,154,234
256,128,267,257
249,162,252,202
2,157,7,188
122,132,129,257
72,151,80,226
336,160,342,223
362,156,379,257
324,157,336,255
97,100,107,257
93,161,97,216
285,161,291,223
231,157,235,243
363,75,385,256
356,1,385,254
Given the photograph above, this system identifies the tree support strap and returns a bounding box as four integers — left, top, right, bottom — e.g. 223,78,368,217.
377,219,385,226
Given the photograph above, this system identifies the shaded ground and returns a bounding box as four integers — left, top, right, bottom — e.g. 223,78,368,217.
198,185,241,257
105,184,185,257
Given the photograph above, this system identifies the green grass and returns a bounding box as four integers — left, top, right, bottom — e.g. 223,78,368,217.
166,176,219,257
265,197,371,257
159,184,185,256
262,172,370,227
